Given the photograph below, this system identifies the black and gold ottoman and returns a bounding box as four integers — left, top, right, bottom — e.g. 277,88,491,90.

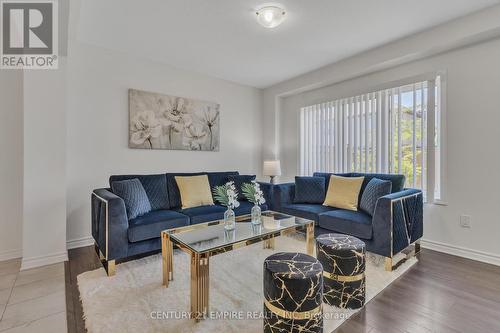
263,252,323,333
316,234,366,309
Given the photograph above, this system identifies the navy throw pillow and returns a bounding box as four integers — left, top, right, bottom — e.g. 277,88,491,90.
293,176,326,204
111,178,152,220
360,178,392,216
228,175,256,201
110,174,169,210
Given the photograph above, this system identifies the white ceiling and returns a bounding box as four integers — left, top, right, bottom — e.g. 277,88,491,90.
77,0,500,88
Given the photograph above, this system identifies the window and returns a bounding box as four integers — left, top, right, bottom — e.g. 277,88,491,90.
299,76,443,201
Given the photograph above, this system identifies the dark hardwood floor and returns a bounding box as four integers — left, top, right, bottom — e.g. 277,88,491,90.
65,247,500,333
66,246,102,333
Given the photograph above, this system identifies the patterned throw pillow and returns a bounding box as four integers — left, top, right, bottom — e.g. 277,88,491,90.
228,175,256,201
293,176,326,204
111,178,152,220
359,178,392,216
110,174,169,210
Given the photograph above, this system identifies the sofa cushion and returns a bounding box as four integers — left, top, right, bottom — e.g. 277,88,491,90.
176,205,226,225
312,173,353,192
294,176,325,204
175,175,214,209
207,171,239,189
360,178,392,216
318,210,373,240
110,174,169,210
234,201,269,216
228,175,256,201
166,172,206,208
280,204,337,223
323,175,364,211
128,210,189,243
313,172,405,194
350,173,405,194
111,178,151,220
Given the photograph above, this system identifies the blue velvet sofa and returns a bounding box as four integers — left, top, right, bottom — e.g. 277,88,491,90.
274,172,423,271
91,171,272,275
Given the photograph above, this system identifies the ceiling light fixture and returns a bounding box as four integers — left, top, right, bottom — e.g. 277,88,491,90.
256,5,286,28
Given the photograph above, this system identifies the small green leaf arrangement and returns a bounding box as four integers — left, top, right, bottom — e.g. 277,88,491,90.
241,181,266,205
212,181,240,209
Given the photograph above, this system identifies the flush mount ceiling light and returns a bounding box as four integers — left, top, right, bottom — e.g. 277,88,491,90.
256,5,286,28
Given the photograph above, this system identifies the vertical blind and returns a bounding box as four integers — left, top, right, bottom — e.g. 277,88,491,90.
299,77,441,200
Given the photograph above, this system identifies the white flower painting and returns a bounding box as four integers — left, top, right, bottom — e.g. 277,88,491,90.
129,89,220,151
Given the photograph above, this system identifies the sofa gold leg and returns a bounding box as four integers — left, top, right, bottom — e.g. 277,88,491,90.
106,260,116,277
385,257,393,272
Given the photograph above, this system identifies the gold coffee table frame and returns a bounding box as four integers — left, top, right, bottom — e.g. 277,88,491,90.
161,211,315,320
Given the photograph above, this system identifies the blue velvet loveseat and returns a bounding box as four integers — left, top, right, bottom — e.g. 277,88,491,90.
91,171,272,275
274,172,423,271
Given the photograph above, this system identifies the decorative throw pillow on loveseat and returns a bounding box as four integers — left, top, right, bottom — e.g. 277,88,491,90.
323,175,364,211
360,178,392,216
294,176,326,204
111,178,152,220
175,175,214,209
109,174,169,210
228,175,256,201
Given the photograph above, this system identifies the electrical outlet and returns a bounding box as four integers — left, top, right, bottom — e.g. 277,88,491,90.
460,215,471,228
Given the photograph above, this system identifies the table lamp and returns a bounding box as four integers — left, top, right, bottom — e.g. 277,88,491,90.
263,160,281,184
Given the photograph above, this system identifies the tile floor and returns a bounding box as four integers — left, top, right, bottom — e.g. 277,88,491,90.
0,259,66,332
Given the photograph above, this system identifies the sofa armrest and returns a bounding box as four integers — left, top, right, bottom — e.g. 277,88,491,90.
91,188,129,261
372,189,423,257
257,182,274,210
273,183,295,212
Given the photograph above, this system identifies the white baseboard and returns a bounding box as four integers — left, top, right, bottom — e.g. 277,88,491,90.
67,236,94,250
0,248,22,262
421,239,500,266
21,251,68,270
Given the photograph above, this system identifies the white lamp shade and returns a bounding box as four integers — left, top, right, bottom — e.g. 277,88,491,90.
263,160,282,176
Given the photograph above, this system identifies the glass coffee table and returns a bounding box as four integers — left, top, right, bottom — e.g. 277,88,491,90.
161,211,315,320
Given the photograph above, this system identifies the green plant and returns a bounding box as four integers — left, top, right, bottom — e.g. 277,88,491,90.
241,182,265,205
212,185,229,206
212,181,239,208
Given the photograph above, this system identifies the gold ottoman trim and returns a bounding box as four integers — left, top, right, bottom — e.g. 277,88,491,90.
323,271,365,282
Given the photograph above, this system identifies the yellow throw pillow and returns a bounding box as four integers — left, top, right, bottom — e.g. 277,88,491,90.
323,175,365,211
175,175,214,209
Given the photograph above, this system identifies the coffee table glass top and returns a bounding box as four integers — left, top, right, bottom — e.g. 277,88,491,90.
166,211,313,254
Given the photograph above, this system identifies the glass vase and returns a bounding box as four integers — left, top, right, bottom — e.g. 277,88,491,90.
251,204,262,225
224,228,236,242
224,208,235,230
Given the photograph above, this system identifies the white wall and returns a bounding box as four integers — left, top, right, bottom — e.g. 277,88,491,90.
65,42,263,246
0,71,23,261
263,12,500,263
21,59,68,269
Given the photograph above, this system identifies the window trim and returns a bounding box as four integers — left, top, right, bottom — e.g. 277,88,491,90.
435,71,448,205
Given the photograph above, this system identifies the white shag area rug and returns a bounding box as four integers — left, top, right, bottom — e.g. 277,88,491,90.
78,236,417,333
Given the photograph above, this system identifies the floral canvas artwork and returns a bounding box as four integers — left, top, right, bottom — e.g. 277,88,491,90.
129,89,220,151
